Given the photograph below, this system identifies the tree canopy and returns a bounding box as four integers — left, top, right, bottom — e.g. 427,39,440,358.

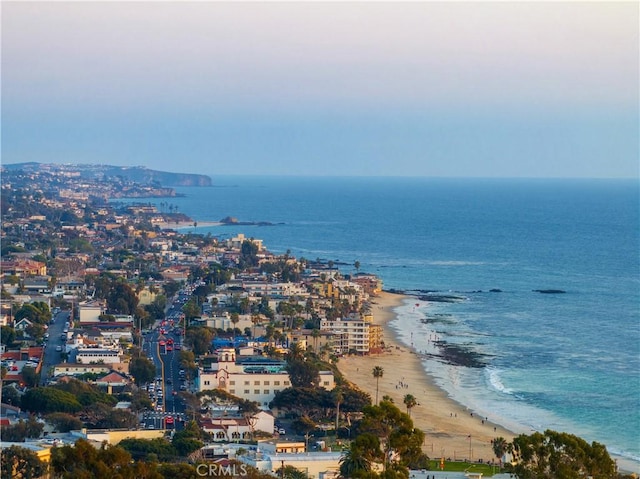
1,445,47,479
502,430,617,479
21,387,82,414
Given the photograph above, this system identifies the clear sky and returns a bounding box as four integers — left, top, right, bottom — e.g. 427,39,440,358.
2,1,638,178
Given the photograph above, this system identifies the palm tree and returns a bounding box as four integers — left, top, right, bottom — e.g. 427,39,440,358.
492,436,509,465
372,366,384,405
333,387,344,432
311,328,320,352
339,443,372,478
403,394,417,417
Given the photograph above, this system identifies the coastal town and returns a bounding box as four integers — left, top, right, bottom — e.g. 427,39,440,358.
0,164,626,479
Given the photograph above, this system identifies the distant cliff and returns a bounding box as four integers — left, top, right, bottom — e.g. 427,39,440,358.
100,166,212,187
2,162,212,187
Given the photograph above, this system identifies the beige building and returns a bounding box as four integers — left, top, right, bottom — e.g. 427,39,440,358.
197,349,335,408
78,300,106,323
320,315,374,354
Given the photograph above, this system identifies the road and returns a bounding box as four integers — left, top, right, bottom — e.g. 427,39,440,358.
141,321,188,430
40,309,70,385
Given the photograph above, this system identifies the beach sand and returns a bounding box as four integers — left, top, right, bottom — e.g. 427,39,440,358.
337,291,515,463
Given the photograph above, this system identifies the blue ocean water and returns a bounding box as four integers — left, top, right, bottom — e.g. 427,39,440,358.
124,176,640,470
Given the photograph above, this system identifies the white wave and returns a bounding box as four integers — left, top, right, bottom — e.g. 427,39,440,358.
486,367,514,395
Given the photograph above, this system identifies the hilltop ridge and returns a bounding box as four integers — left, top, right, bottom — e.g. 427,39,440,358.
2,162,212,187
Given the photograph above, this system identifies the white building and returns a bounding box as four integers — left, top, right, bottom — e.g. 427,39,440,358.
199,410,275,441
76,347,122,364
320,316,372,354
234,441,343,479
197,349,335,408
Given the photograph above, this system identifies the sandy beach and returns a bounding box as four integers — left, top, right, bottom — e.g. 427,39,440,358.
337,291,515,464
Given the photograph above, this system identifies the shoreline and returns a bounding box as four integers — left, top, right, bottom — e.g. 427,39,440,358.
157,220,222,229
337,290,516,463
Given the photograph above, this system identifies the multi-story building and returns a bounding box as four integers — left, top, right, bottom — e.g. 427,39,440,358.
197,349,335,408
320,315,374,354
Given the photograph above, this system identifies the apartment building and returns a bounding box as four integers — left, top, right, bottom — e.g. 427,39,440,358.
319,316,373,354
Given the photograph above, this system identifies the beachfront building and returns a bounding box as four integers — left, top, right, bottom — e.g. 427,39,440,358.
351,273,383,296
320,315,374,354
197,349,335,408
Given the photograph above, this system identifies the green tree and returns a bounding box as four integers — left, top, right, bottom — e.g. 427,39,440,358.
492,436,508,464
46,412,84,432
359,400,428,473
339,440,375,479
292,415,317,448
276,465,309,479
51,438,138,478
0,415,44,442
184,326,213,355
403,394,417,417
130,356,157,386
1,445,47,479
270,387,331,419
182,299,201,321
1,326,17,346
20,366,39,388
333,386,344,431
14,302,51,325
341,385,372,412
21,387,82,414
372,366,384,405
53,378,117,407
1,385,20,406
286,359,320,388
239,240,259,268
106,278,139,314
507,430,617,479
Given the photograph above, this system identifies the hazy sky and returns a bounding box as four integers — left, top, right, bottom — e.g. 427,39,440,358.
2,1,638,178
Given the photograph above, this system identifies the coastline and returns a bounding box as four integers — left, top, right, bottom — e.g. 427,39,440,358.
337,291,516,463
157,220,222,229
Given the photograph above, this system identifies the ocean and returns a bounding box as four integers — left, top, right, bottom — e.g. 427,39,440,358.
121,176,640,471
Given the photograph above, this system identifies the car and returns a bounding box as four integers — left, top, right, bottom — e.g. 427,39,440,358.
179,384,187,391
278,428,286,435
156,405,163,411
56,345,63,352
